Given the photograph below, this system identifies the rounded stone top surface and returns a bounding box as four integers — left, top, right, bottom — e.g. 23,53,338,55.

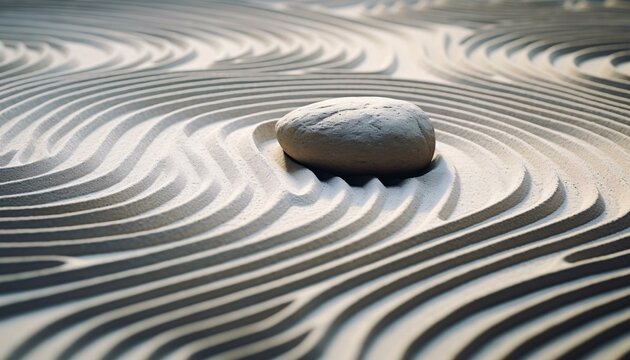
275,97,435,175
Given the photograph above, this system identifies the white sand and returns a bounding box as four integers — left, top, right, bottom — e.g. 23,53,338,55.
0,1,628,360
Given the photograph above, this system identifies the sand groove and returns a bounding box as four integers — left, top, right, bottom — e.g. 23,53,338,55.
0,1,628,359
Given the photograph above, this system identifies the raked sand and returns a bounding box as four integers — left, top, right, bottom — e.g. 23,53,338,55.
0,1,628,359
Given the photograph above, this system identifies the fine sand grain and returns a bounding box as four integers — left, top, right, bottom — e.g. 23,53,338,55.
0,1,628,360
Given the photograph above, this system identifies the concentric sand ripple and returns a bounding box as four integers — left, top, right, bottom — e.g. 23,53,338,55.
0,1,628,360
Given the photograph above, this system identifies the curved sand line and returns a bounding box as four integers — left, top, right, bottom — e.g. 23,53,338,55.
0,1,628,359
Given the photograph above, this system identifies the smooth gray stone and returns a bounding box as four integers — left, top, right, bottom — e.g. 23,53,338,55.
275,97,435,174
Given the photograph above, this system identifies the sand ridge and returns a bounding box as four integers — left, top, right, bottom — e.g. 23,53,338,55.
0,1,628,359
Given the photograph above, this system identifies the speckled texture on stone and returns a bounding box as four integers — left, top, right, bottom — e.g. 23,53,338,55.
275,97,435,174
